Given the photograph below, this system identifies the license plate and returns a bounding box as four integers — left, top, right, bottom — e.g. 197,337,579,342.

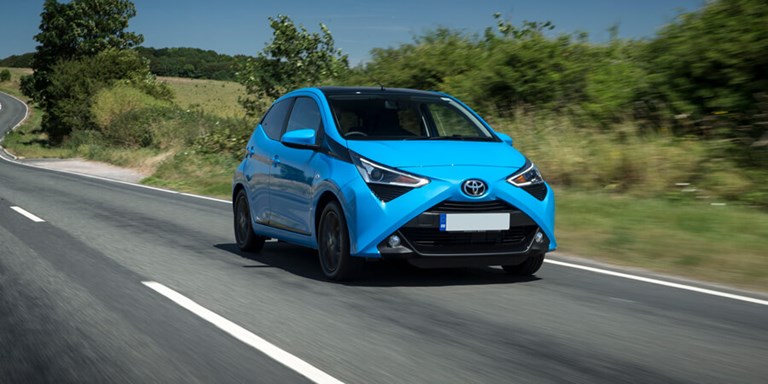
439,213,510,232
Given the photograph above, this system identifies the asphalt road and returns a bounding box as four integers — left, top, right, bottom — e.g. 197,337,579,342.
1,91,767,383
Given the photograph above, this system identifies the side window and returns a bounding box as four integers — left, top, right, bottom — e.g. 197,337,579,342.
260,99,292,140
284,97,322,137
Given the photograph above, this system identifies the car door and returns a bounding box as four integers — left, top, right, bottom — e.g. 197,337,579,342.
243,98,293,226
269,96,323,235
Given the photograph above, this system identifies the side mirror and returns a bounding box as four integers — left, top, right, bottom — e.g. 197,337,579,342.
282,129,318,149
496,132,514,146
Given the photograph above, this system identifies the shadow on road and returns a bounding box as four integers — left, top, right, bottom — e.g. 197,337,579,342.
214,242,541,287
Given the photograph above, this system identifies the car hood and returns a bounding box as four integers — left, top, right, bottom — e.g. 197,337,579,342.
346,140,527,169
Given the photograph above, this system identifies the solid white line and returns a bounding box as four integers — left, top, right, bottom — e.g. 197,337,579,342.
142,281,344,384
544,259,768,306
180,193,230,204
10,206,45,223
0,92,231,205
0,153,233,204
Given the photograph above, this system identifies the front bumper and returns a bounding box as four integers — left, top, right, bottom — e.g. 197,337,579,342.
338,165,556,260
375,199,550,267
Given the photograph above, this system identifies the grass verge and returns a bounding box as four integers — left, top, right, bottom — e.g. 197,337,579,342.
555,190,768,291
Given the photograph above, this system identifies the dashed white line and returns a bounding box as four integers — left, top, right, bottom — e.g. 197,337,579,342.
545,259,768,306
142,281,344,384
10,206,45,222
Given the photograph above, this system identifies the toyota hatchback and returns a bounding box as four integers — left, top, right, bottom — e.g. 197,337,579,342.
233,87,556,280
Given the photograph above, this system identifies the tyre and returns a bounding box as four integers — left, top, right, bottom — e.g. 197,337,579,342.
502,254,545,276
317,201,361,281
234,190,266,252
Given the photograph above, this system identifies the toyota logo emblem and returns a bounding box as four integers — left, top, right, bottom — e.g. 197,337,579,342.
462,179,487,197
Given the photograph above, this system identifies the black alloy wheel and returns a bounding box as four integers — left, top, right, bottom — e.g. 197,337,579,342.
234,190,266,252
318,201,361,281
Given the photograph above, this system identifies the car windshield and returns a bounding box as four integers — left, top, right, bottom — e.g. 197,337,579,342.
328,94,496,141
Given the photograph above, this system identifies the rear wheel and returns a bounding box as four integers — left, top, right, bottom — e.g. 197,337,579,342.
502,254,545,276
318,201,361,281
234,190,266,252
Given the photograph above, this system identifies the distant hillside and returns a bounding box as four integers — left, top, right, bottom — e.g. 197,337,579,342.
1,48,243,81
136,47,244,81
0,53,34,68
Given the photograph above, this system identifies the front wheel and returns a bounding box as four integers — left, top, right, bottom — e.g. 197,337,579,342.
502,254,545,276
317,201,361,281
234,190,266,252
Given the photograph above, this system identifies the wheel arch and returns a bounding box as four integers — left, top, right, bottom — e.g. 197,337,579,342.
314,191,340,238
232,183,246,211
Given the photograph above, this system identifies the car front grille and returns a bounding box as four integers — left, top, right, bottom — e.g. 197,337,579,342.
397,199,537,255
429,200,519,213
399,226,538,255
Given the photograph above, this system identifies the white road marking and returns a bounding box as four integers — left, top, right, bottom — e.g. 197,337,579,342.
545,259,768,306
180,192,230,204
10,206,45,222
0,153,232,204
142,281,344,384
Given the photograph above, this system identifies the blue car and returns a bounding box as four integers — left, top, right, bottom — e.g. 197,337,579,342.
233,87,556,280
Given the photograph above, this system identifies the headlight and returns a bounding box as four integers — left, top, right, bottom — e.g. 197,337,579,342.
507,159,544,186
350,152,429,187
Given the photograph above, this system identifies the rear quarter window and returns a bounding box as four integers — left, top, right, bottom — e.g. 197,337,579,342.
260,99,293,140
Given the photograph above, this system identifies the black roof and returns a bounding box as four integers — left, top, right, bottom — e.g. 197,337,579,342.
317,86,441,97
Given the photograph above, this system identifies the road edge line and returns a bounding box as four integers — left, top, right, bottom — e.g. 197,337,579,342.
544,259,768,306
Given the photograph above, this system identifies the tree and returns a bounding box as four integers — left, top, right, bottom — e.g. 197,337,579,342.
0,69,10,82
42,49,170,142
22,0,144,142
643,0,768,137
237,15,348,116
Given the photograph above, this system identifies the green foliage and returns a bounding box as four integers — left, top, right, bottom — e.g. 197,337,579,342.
43,49,170,143
645,0,768,114
348,28,481,91
0,69,10,82
24,0,144,142
642,0,768,139
350,16,647,122
91,83,172,129
25,0,143,101
90,102,252,152
136,47,243,80
237,15,348,116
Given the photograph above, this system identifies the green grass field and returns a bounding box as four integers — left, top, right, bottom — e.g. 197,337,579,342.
158,76,247,118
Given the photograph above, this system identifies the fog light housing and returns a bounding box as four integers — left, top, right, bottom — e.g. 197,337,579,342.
534,232,544,244
387,235,401,248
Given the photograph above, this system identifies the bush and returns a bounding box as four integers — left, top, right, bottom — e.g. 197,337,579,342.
0,69,10,82
92,83,171,129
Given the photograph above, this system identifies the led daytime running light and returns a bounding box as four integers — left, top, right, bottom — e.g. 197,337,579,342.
508,161,544,187
351,153,429,188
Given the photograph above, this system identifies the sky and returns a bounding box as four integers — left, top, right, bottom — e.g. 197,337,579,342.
1,0,705,65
